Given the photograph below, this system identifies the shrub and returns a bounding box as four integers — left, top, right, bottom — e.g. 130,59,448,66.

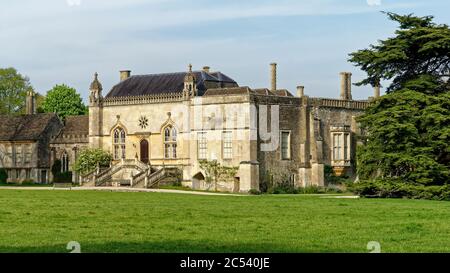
21,179,35,185
54,172,73,183
248,189,262,195
73,148,112,175
349,179,450,201
51,160,62,178
0,168,7,183
324,165,350,185
267,177,298,194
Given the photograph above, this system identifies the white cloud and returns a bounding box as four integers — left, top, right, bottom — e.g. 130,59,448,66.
0,0,421,101
367,0,382,6
67,0,82,7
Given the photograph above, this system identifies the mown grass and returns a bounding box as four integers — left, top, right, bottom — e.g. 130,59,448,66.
0,189,449,253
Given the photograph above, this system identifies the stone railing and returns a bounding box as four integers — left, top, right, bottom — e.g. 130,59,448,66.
310,98,370,110
80,169,96,185
103,92,184,106
94,159,150,187
146,168,166,188
132,169,149,187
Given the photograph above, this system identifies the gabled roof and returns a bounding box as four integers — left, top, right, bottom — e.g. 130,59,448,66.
105,71,239,98
51,115,89,144
0,113,60,141
61,115,89,135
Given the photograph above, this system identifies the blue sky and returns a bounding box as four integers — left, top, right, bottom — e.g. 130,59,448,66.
1,0,449,101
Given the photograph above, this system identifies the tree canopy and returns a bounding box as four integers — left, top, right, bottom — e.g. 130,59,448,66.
349,13,450,186
0,68,32,114
42,84,87,119
349,12,450,94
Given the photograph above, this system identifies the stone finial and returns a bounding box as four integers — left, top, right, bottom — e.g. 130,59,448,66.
184,64,197,98
270,63,277,91
90,72,103,91
203,66,210,73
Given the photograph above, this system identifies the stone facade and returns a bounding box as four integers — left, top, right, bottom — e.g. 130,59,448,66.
0,113,63,183
82,64,369,192
49,115,89,184
0,64,370,190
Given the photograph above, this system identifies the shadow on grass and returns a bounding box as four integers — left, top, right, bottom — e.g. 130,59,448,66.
0,239,346,253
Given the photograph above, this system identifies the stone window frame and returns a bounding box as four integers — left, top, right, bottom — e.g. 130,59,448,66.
61,151,70,173
163,126,177,159
24,144,32,164
330,125,352,167
197,132,208,160
113,127,126,160
280,130,292,160
222,131,233,160
4,144,13,164
15,145,23,165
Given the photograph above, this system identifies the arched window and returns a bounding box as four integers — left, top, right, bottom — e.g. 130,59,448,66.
61,151,69,172
164,126,177,159
113,127,126,160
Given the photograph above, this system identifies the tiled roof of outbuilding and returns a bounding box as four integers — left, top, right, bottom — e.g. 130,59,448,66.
51,115,89,144
0,113,60,141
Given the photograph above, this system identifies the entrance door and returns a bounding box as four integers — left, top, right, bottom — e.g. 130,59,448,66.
140,139,149,163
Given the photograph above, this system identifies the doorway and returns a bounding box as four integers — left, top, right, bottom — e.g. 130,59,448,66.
140,139,149,163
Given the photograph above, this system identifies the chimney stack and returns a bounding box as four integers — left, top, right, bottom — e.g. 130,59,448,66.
297,86,305,97
270,63,277,91
25,89,36,115
203,66,210,73
120,70,131,81
340,72,352,100
374,80,381,99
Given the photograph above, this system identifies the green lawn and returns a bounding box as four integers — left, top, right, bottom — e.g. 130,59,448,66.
1,189,450,253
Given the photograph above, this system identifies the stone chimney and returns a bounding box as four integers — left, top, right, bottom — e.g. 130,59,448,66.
203,66,210,73
25,89,36,115
297,86,305,97
340,72,352,100
120,70,131,81
374,80,381,99
270,63,277,91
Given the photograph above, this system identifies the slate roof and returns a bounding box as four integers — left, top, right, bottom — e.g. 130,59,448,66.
0,113,60,141
51,115,89,144
106,71,239,98
61,115,89,135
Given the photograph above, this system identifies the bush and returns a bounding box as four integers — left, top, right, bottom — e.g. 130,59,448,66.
267,178,298,194
349,179,450,201
54,172,73,183
324,165,350,185
0,168,7,183
21,179,36,185
73,148,112,175
248,189,262,195
51,160,62,178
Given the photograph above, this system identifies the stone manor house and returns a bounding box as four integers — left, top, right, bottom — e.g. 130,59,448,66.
0,63,378,192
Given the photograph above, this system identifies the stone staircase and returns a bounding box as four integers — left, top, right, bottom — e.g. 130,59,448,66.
81,159,175,189
132,167,167,189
